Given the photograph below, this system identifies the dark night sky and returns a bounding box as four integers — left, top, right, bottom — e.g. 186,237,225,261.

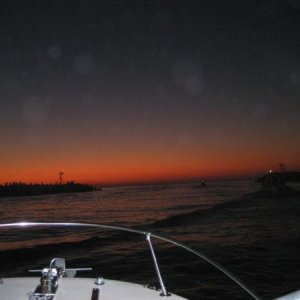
1,0,299,184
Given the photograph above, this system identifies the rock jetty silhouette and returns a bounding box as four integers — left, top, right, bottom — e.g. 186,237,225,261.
256,171,300,195
0,181,100,198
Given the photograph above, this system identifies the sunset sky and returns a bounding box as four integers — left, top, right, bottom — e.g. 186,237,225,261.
1,0,300,185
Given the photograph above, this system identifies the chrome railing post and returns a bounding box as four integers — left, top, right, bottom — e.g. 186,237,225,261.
146,233,170,297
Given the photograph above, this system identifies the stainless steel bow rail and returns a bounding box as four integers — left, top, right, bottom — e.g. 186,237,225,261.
0,222,262,300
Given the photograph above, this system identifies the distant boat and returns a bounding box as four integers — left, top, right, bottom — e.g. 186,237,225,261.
195,180,206,188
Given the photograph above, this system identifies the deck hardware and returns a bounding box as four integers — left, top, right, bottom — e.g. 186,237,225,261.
91,288,100,300
29,292,55,300
146,233,170,297
144,284,157,290
95,277,105,285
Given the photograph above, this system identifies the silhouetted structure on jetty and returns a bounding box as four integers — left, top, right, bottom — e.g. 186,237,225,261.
0,181,99,198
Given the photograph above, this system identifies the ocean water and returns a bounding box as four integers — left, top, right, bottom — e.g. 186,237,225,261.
0,180,300,300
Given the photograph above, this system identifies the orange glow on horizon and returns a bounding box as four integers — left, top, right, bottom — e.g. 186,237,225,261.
2,128,300,186
1,149,299,186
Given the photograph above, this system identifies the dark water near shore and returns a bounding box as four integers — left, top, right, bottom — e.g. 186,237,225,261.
1,180,300,299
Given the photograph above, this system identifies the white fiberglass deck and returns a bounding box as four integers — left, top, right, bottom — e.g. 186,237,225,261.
0,277,188,300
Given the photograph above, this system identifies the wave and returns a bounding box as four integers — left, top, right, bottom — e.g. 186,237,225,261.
150,188,300,229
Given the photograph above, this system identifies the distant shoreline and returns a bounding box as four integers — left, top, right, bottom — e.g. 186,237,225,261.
0,182,100,198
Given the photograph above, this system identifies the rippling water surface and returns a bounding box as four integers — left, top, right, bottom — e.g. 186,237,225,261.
1,180,300,300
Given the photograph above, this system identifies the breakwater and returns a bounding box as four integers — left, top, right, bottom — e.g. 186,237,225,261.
0,182,98,197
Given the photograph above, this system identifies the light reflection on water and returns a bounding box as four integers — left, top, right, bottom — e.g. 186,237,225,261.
0,181,257,225
0,181,258,252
